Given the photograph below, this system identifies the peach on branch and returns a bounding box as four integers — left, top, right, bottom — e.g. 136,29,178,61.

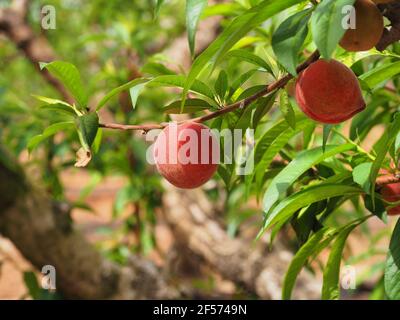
381,182,400,215
340,0,384,52
295,59,366,124
153,122,219,189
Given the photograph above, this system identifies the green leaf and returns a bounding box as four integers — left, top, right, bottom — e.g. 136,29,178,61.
39,104,77,117
163,98,212,114
245,116,310,196
113,184,141,217
182,0,304,107
360,61,400,90
303,122,316,149
92,128,103,154
322,124,333,152
141,62,176,76
262,183,363,233
155,0,165,17
214,70,228,101
148,75,216,100
77,172,102,202
352,162,372,192
263,144,355,215
40,61,88,108
32,94,72,108
229,69,258,98
203,3,244,18
225,49,272,72
76,112,99,150
291,201,326,244
234,102,255,131
235,85,265,101
96,78,150,110
279,90,296,129
349,97,387,141
252,116,294,163
253,117,312,193
322,218,367,300
252,92,276,128
23,272,41,299
217,165,232,189
27,121,75,153
186,0,208,57
395,131,400,161
282,227,337,300
364,194,387,221
272,9,311,76
97,74,217,111
310,0,356,59
129,83,146,109
385,219,400,300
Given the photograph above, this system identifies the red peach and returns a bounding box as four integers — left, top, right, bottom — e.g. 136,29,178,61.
295,59,366,124
340,0,384,52
381,183,400,215
153,122,219,189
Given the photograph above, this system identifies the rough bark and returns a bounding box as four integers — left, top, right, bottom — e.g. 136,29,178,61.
162,187,321,300
0,147,177,299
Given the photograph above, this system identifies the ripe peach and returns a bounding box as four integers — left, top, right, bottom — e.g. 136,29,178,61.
381,183,400,215
153,122,219,189
295,59,365,124
340,0,384,52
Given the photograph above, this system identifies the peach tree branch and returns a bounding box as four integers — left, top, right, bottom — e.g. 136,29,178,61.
99,50,321,132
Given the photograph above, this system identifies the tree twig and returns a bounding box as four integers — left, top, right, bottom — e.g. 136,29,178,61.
376,173,400,186
99,50,321,132
376,3,400,51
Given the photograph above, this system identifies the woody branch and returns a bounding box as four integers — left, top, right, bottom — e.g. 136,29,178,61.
99,50,321,132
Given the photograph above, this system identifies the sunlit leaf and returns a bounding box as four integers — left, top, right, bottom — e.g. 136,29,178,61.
262,183,363,233
186,0,208,57
163,98,212,114
225,49,272,73
360,61,400,90
27,121,75,153
310,0,356,59
182,0,304,108
385,219,400,300
322,217,368,299
40,61,88,109
263,144,355,215
272,9,311,75
282,227,337,300
279,90,296,129
76,112,99,151
214,70,228,101
96,78,150,110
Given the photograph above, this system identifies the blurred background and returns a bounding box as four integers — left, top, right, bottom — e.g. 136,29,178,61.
0,0,395,299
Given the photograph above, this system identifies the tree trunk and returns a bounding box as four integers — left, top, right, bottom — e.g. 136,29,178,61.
162,186,321,300
0,148,176,299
